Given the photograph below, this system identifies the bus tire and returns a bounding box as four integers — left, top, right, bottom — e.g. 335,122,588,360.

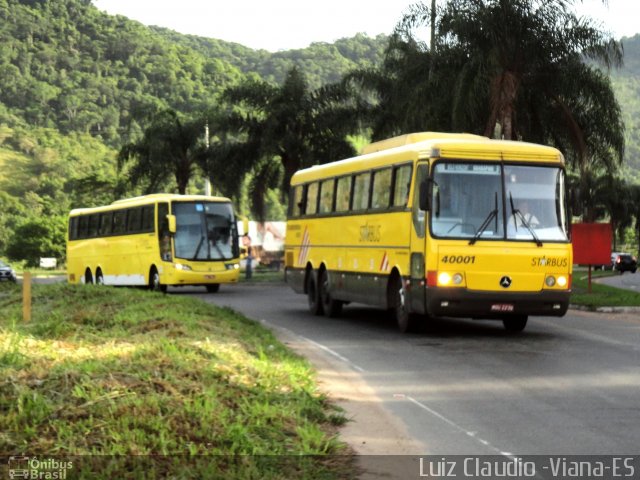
390,275,415,333
320,269,342,318
307,270,323,316
84,268,93,285
95,269,104,285
206,284,220,293
149,267,167,293
503,315,528,333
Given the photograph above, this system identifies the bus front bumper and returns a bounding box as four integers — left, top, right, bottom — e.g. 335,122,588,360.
163,263,240,286
425,287,570,318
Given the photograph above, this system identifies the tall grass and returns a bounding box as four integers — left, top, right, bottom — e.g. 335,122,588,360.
0,282,354,478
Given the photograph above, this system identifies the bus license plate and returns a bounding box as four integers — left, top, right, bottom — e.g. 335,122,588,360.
204,275,216,279
491,304,514,312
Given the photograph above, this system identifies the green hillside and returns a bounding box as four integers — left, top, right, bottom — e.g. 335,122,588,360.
0,0,387,147
1,0,639,260
613,34,640,181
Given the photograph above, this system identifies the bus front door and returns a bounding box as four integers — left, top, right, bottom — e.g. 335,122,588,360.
408,162,429,315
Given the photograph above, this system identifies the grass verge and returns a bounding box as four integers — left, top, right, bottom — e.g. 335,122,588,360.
0,282,355,478
571,270,640,309
240,267,285,284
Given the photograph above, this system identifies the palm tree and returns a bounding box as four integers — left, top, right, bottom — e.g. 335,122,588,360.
355,0,625,221
206,67,360,219
118,109,207,195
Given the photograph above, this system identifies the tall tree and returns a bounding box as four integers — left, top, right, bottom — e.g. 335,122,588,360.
355,0,626,221
118,110,207,194
208,67,360,219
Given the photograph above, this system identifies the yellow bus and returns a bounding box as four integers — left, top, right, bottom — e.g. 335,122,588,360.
67,194,241,292
284,132,572,332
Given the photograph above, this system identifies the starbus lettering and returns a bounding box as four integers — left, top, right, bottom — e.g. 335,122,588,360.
531,256,568,268
359,222,381,242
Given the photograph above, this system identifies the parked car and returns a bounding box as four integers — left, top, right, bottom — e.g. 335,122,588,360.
613,253,637,274
0,260,17,282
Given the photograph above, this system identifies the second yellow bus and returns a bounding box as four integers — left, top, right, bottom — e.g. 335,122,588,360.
67,194,241,292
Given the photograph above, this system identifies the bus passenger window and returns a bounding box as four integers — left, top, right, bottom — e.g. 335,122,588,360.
353,172,371,211
112,210,127,235
290,186,304,218
99,213,112,236
335,176,351,212
371,168,392,210
319,179,335,214
77,215,88,239
306,182,319,215
141,206,155,232
393,165,412,207
88,215,99,238
69,217,78,240
127,208,142,233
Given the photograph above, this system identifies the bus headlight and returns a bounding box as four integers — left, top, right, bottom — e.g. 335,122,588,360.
438,272,452,285
556,276,568,288
438,272,464,286
225,263,239,270
545,275,556,287
175,263,192,271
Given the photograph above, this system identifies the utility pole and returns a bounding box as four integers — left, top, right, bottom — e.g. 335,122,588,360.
429,0,436,81
204,122,212,196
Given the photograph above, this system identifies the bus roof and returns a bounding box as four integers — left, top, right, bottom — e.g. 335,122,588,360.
291,132,564,185
361,132,487,154
69,193,232,216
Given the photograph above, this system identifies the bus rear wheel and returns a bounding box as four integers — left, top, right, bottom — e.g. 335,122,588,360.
149,267,167,293
84,269,93,285
320,269,342,318
503,315,528,333
95,269,104,285
206,284,220,293
307,270,323,316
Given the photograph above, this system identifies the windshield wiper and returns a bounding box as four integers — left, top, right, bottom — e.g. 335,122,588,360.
469,192,499,245
509,192,542,247
192,234,206,260
469,210,497,245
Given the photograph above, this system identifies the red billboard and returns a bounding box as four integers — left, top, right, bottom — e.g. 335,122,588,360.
571,223,612,265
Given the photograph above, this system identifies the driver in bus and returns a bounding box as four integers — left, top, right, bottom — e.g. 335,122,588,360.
510,199,540,230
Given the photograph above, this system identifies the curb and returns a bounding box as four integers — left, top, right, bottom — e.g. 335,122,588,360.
570,304,640,313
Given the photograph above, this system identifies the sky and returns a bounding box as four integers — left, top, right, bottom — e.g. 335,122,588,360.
92,0,639,52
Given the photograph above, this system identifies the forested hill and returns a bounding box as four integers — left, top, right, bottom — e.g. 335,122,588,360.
0,0,388,148
0,0,388,256
155,27,389,89
613,34,640,178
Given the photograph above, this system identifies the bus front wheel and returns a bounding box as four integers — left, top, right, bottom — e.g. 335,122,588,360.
95,269,104,285
206,284,220,293
84,269,93,285
320,269,342,318
390,275,416,333
307,270,323,316
149,267,167,293
503,315,528,333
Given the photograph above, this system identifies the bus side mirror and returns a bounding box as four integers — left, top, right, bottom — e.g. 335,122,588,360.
167,215,176,234
419,180,431,211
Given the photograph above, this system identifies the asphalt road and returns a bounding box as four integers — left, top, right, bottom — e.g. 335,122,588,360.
596,270,640,292
182,281,640,457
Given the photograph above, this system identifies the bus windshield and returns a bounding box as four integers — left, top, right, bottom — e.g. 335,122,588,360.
431,162,569,242
173,202,237,261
